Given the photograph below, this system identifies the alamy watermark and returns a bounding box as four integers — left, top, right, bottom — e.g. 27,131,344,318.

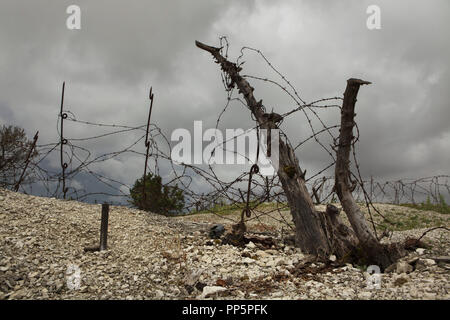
66,5,81,30
366,5,381,30
366,265,382,289
171,121,279,176
66,263,81,290
64,5,380,31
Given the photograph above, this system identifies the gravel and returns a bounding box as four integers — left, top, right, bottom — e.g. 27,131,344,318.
0,188,449,300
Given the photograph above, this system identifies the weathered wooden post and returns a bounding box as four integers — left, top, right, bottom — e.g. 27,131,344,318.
84,203,110,252
59,81,68,200
99,203,109,251
142,87,155,208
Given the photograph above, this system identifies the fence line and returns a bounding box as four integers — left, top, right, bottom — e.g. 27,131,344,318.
3,38,449,239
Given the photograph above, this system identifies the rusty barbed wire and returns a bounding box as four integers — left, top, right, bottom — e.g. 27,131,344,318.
3,37,449,241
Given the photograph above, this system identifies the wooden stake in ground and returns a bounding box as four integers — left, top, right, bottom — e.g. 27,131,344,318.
99,203,109,251
84,203,110,252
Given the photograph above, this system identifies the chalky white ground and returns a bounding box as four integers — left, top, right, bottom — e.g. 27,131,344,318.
0,188,448,300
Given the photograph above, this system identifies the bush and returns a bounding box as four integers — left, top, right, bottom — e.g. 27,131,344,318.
0,125,38,189
129,173,184,215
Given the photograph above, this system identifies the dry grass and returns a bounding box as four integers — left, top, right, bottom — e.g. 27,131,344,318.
180,202,449,234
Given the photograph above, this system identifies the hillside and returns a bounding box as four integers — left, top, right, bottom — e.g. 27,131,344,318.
0,188,449,300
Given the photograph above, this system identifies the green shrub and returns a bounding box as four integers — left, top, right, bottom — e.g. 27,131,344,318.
129,173,184,215
0,125,38,189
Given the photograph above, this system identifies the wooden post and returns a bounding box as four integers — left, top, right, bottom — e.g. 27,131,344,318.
14,131,39,192
99,203,109,251
334,78,401,269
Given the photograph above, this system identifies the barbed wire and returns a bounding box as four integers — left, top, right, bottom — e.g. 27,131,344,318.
3,37,449,240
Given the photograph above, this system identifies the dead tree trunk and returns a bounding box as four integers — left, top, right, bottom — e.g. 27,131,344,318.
335,79,402,268
196,41,357,258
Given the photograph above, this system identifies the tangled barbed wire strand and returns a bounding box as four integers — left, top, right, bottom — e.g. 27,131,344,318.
6,37,449,238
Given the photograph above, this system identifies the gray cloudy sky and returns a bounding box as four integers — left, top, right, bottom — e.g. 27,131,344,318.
1,0,449,202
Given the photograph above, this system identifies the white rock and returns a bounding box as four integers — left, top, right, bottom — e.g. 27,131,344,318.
416,248,425,255
185,269,204,286
28,271,39,278
276,258,287,266
396,261,413,274
172,287,181,296
341,288,355,298
329,255,337,262
236,290,245,297
155,290,164,298
424,292,436,299
422,259,436,266
255,250,269,258
271,291,283,297
358,291,372,299
246,242,256,249
242,257,255,264
199,286,227,299
415,259,435,271
265,259,277,268
202,256,212,264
